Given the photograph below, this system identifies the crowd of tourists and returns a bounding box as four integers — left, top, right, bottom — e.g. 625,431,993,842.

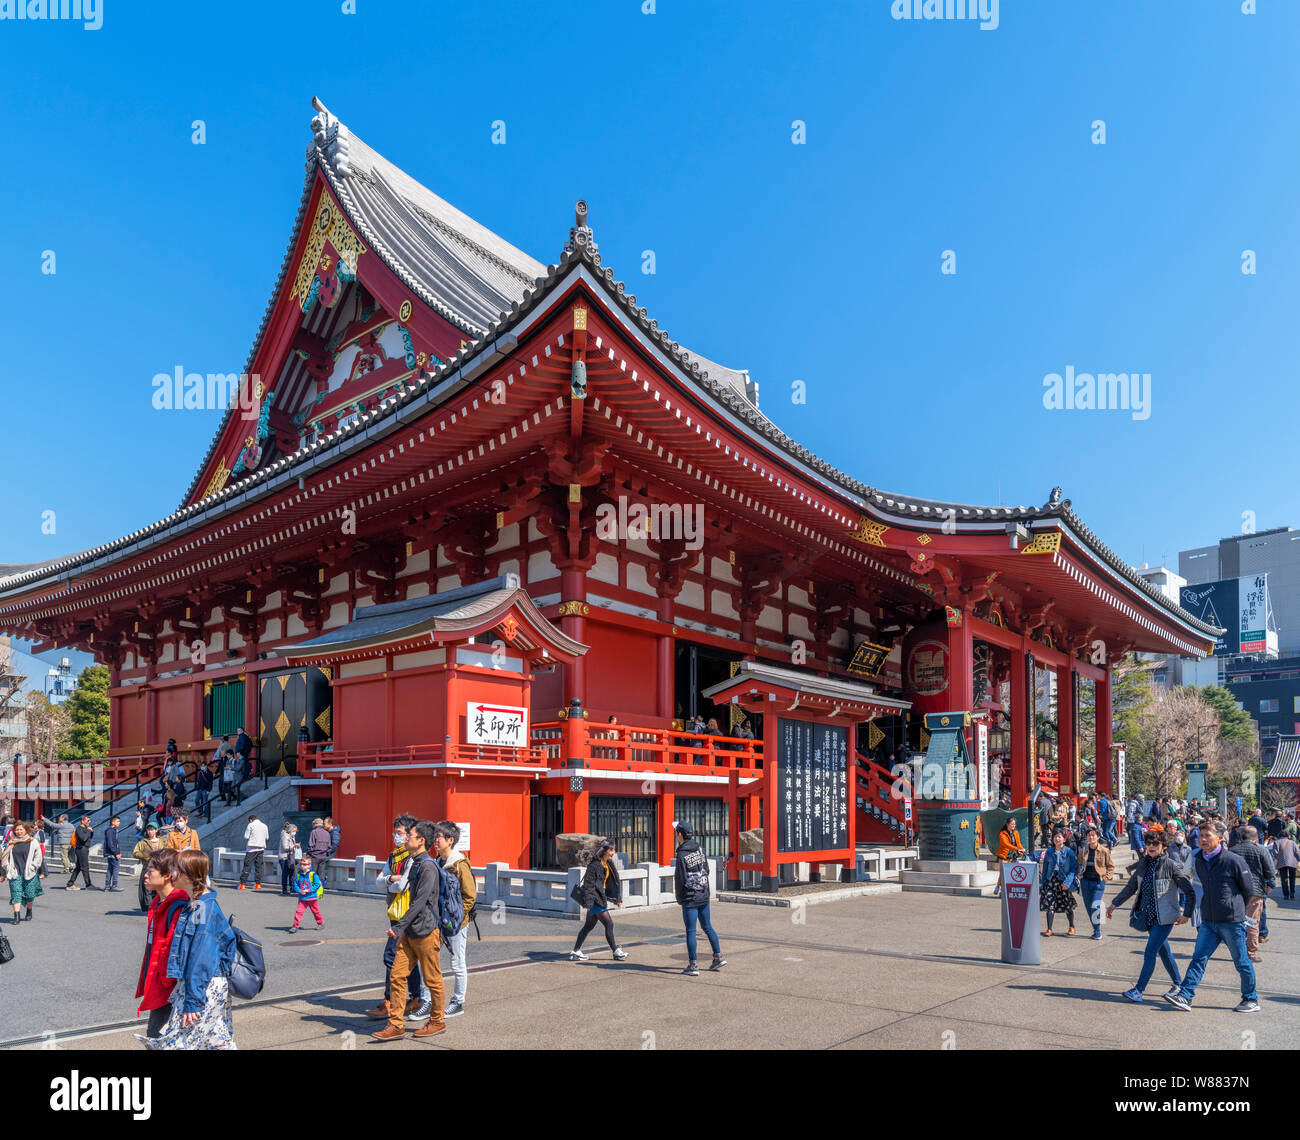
1,780,1291,1044
0,801,728,1047
1000,788,1298,1013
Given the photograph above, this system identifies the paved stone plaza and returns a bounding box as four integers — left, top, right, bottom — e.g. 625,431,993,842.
5,882,1296,1050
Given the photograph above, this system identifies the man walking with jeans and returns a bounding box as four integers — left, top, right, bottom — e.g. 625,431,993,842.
239,813,269,890
102,815,123,891
672,821,725,976
433,819,477,1019
1166,819,1260,1014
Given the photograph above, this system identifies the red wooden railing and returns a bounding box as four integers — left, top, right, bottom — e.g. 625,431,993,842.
532,721,764,776
298,742,552,772
854,752,911,842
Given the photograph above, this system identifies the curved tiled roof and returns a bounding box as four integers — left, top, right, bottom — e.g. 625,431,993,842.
0,101,1218,649
181,99,762,510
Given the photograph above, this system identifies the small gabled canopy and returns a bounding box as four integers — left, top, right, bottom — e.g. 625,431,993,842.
283,573,588,665
1266,736,1300,783
704,659,912,720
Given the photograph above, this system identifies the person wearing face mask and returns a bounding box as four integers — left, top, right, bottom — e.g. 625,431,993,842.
365,814,430,1022
166,813,200,852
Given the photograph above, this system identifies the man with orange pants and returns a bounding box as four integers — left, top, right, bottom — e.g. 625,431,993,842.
371,820,446,1041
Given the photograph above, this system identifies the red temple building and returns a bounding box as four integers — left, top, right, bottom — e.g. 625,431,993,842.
0,100,1219,875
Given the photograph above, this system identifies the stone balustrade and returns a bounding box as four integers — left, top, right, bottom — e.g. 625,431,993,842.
210,848,715,915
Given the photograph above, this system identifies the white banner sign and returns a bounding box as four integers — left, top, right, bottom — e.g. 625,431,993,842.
977,721,990,811
466,701,528,748
1116,744,1126,804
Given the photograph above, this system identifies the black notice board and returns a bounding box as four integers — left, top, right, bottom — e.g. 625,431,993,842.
776,718,849,853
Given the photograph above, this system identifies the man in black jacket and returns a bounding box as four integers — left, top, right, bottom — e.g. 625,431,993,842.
194,763,214,816
673,822,725,976
65,815,94,891
235,726,254,780
1229,826,1276,961
372,820,445,1042
102,815,124,891
1165,820,1259,1013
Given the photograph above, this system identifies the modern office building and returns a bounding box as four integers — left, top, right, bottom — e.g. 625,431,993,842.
1135,565,1219,689
1181,527,1298,657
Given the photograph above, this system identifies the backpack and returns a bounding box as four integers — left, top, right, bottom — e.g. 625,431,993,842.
223,912,267,1000
435,859,465,937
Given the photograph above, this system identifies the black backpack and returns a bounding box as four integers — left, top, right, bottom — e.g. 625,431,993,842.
224,912,266,999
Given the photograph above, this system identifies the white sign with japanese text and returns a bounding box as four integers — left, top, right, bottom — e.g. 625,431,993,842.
465,702,528,748
977,721,990,811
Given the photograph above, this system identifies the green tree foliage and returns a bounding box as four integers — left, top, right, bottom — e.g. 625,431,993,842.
57,664,110,763
1193,686,1254,745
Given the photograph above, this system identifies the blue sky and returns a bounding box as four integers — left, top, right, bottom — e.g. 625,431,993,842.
0,0,1293,577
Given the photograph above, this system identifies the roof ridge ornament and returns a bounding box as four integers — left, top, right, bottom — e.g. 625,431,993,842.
564,199,597,259
310,96,352,177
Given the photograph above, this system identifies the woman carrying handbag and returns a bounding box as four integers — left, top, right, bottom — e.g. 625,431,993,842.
1107,828,1194,1003
568,840,629,962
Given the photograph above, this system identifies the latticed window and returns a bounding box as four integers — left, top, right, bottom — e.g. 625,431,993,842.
673,796,742,860
589,796,657,867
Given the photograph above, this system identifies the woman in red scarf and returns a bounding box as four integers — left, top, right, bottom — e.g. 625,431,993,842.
135,849,190,1039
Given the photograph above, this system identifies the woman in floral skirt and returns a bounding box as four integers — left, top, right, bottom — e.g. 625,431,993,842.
144,848,238,1049
1040,827,1079,936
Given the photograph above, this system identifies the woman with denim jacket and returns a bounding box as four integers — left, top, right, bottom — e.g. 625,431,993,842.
1039,829,1078,936
147,848,238,1049
1107,828,1194,1003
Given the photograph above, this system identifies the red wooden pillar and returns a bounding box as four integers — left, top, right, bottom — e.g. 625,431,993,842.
560,568,587,706
192,679,206,745
383,654,395,749
520,783,531,869
145,684,158,749
761,714,778,892
727,767,741,888
110,693,123,750
243,670,257,749
564,785,589,835
947,609,974,713
657,597,674,720
1056,663,1074,794
657,641,674,721
1010,644,1029,810
657,790,676,865
561,706,590,834
1095,666,1113,796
